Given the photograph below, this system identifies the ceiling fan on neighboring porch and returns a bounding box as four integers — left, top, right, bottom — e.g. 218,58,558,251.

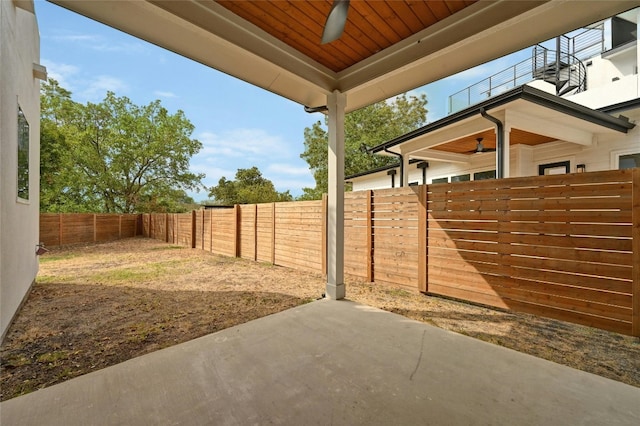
467,137,496,154
321,0,350,44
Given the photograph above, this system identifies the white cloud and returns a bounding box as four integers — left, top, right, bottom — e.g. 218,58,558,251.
197,129,288,160
154,91,178,98
49,30,147,54
51,33,101,43
80,75,129,101
41,59,80,90
266,163,311,176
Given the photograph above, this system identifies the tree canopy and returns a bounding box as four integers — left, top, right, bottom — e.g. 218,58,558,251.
40,79,204,213
208,167,292,205
299,93,428,200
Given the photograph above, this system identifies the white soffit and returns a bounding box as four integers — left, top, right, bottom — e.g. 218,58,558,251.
50,0,640,112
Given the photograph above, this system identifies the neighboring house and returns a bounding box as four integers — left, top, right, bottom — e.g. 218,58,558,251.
1,0,46,340
348,9,640,191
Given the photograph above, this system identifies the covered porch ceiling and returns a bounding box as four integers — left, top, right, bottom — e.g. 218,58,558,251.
49,0,638,113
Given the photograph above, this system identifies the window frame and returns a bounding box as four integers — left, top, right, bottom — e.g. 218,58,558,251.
17,105,30,202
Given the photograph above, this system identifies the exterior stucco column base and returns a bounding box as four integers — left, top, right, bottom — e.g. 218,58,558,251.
326,283,345,300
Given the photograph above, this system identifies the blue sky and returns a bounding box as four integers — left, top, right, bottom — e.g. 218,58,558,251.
36,0,535,201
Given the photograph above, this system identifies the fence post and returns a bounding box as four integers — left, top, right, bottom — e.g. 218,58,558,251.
209,210,213,252
322,194,328,277
93,214,97,242
418,185,428,292
191,210,196,248
118,215,122,239
201,210,205,250
632,168,640,337
254,204,258,261
271,202,276,265
58,213,63,245
165,213,169,242
234,205,240,258
366,190,374,283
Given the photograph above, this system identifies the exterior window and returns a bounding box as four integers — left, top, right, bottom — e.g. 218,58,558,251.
619,153,640,169
473,170,496,180
451,174,470,182
432,177,448,184
539,161,569,176
17,106,30,200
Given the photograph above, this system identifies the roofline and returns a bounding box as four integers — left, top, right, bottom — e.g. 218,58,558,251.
369,85,636,154
345,159,423,181
598,97,640,115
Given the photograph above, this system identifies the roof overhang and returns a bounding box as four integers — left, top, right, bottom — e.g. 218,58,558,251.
49,0,639,113
370,85,636,160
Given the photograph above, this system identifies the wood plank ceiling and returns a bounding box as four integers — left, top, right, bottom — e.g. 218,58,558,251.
433,129,557,154
216,0,477,72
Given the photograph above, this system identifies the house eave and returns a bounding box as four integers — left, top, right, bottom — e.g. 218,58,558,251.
370,85,636,154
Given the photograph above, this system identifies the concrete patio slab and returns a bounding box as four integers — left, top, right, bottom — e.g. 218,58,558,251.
1,299,639,425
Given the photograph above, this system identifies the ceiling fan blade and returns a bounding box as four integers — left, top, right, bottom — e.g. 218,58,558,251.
321,0,350,44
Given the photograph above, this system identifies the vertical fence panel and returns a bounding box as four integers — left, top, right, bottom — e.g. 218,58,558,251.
211,208,236,256
256,204,274,263
274,200,323,273
372,187,420,290
39,214,61,246
343,191,370,280
239,205,257,260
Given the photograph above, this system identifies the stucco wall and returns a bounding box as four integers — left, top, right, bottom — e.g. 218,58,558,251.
1,0,41,340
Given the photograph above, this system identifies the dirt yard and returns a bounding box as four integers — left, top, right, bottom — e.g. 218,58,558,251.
1,237,638,401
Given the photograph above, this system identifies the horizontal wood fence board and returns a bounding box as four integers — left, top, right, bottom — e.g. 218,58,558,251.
504,244,632,266
429,182,632,202
500,298,631,335
429,209,631,222
498,222,632,238
427,271,632,324
502,233,632,252
429,262,631,309
427,280,632,335
505,254,632,280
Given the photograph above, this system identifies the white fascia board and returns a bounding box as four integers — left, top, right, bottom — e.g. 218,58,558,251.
51,0,334,108
342,0,640,112
409,150,470,164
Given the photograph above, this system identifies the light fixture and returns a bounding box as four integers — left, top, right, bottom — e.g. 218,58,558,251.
576,164,586,173
35,243,49,256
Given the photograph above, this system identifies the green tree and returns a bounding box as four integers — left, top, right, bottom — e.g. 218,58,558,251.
208,167,292,204
40,79,204,213
299,93,428,199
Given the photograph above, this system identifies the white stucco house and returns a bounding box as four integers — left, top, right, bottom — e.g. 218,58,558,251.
0,0,46,340
348,9,640,190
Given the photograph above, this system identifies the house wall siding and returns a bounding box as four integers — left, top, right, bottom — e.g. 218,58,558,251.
0,1,41,341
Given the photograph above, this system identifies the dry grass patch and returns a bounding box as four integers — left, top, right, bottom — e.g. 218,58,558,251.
1,237,638,401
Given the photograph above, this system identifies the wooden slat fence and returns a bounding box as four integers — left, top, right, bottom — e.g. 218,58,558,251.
425,169,638,336
41,169,639,336
40,213,139,246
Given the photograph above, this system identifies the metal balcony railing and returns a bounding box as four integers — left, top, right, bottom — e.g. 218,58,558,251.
448,23,604,114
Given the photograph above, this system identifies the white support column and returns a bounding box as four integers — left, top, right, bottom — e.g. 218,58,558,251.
503,125,511,178
326,90,346,300
402,154,411,187
637,10,640,98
